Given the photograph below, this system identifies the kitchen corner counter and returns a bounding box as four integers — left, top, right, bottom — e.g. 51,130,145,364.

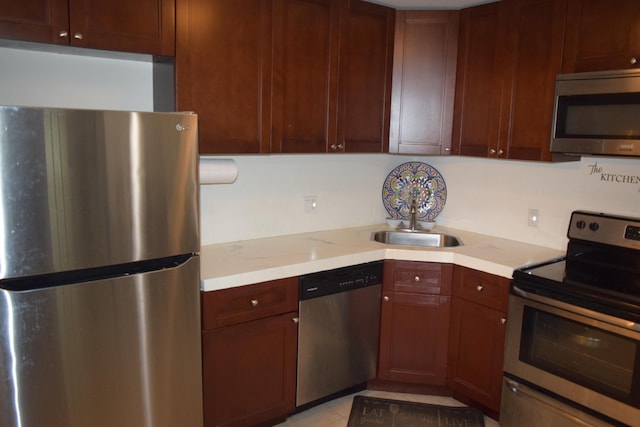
200,225,564,292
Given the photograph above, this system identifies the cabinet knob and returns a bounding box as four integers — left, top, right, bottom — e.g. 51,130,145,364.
497,149,504,155
489,148,496,155
476,284,484,292
444,147,451,152
414,275,421,282
73,33,84,40
330,143,344,151
631,57,638,65
383,295,390,302
58,30,69,38
292,317,299,324
500,317,507,325
250,299,259,307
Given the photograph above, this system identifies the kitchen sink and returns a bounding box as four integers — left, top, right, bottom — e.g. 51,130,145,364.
372,230,463,247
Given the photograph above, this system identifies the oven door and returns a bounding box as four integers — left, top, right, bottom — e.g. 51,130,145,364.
503,287,640,426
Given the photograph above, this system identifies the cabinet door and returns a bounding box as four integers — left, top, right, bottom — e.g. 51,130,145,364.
389,10,459,155
0,0,68,44
563,0,640,72
378,292,450,385
452,2,505,158
176,0,272,154
271,0,340,153
202,312,298,427
501,0,566,161
336,0,394,153
448,297,507,414
68,0,174,55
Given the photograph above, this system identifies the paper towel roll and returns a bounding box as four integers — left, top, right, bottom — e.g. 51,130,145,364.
199,158,238,184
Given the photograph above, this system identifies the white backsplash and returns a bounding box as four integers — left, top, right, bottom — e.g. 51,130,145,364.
1,46,637,251
200,154,639,250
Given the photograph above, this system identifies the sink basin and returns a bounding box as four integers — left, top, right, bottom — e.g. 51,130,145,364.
372,230,463,247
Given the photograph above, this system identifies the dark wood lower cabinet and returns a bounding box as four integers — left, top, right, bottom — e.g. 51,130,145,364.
201,277,299,427
447,266,509,417
377,261,452,387
202,312,298,427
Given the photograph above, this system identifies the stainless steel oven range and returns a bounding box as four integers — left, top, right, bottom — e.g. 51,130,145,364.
502,211,640,427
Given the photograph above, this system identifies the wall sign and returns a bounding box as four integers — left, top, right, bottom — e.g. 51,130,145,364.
587,161,640,192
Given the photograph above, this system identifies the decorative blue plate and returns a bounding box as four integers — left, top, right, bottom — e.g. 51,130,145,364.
382,162,447,221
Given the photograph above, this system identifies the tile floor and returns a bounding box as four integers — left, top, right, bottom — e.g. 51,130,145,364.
275,389,500,426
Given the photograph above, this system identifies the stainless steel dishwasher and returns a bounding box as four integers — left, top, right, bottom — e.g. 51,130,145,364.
296,261,383,408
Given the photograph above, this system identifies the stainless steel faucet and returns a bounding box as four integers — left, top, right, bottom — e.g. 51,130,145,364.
409,199,418,231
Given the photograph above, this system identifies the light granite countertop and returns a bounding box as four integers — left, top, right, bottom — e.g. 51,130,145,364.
200,224,565,292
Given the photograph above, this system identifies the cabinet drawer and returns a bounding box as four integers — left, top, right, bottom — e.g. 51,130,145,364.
453,266,509,311
385,260,452,295
202,277,298,329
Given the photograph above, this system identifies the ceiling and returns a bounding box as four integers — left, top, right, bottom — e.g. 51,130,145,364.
365,0,498,9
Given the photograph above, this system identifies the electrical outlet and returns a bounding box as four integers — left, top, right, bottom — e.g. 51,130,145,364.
304,196,318,213
528,208,540,227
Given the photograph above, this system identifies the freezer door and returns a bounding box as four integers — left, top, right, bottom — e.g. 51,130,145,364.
0,107,199,280
0,256,203,427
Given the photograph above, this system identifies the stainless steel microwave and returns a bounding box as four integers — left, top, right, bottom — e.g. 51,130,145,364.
550,69,640,157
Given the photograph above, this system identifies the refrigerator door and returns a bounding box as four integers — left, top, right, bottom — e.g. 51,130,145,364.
0,107,199,280
0,255,203,427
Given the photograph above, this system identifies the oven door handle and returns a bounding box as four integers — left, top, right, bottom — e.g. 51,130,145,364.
512,284,640,332
503,377,614,427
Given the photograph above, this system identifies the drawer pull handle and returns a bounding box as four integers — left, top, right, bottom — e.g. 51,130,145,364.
383,295,390,302
414,275,421,282
476,285,484,292
250,299,259,307
292,317,299,324
500,317,507,325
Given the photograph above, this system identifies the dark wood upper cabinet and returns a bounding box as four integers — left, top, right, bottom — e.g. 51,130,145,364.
452,2,504,158
452,0,567,161
337,0,394,153
389,10,459,155
176,0,272,154
563,0,640,72
0,0,175,55
0,0,68,44
176,0,393,154
271,0,340,153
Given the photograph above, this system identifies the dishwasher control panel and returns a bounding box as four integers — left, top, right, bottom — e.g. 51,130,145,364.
299,261,383,300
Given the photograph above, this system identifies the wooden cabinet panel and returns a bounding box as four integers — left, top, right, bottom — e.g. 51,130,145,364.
271,0,340,153
563,0,640,72
336,0,394,153
452,2,506,158
202,312,298,427
389,10,459,155
502,0,566,161
453,265,509,312
378,260,451,386
379,292,451,385
388,260,452,295
201,277,299,426
0,0,174,55
0,0,67,44
448,265,509,416
453,0,567,161
201,277,298,330
176,0,272,154
448,297,506,415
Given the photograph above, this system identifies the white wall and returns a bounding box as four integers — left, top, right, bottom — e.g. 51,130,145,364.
2,46,638,251
200,154,639,249
0,45,153,111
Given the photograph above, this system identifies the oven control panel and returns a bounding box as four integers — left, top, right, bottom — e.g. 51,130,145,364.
569,210,640,249
626,225,640,241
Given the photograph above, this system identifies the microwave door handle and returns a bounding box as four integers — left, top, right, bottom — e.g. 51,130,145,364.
503,378,610,427
511,284,640,333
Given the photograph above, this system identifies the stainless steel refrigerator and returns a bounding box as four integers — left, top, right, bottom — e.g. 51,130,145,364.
0,106,203,427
